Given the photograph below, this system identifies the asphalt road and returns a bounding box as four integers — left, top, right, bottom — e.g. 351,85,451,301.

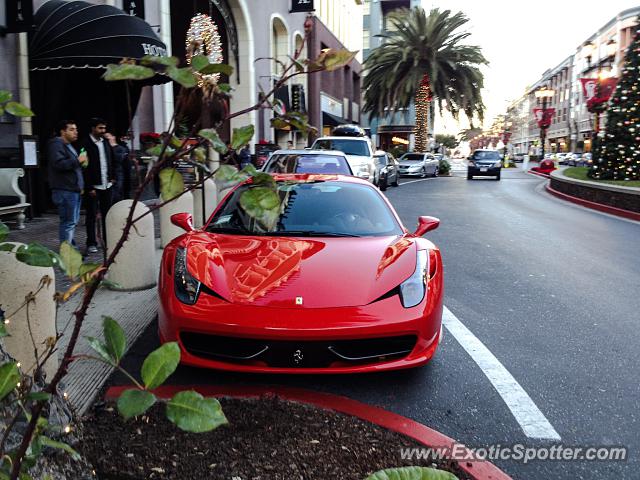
114,165,640,479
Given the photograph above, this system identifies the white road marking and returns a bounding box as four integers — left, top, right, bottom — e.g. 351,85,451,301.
399,177,434,186
442,306,561,441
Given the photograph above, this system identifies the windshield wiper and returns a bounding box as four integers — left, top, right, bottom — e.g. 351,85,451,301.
269,230,362,237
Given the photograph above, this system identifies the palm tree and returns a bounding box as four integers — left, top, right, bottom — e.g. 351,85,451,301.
363,7,487,152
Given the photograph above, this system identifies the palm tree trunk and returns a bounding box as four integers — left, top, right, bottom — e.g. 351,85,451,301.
414,75,432,152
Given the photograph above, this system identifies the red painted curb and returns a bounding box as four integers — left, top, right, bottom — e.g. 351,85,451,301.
545,184,640,222
527,170,552,179
106,385,511,480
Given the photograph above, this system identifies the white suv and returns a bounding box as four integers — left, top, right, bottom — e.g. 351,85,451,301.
310,136,376,183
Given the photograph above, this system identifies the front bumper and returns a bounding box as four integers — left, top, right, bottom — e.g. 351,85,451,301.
158,272,443,374
398,169,424,176
468,166,501,177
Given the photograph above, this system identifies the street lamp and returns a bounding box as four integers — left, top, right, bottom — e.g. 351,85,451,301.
534,86,555,159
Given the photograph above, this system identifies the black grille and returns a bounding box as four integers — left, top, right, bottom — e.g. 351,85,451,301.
180,332,417,368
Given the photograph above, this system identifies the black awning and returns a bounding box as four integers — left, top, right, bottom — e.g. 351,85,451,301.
30,0,168,71
322,111,348,127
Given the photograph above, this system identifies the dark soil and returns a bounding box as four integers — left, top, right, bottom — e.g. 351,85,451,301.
79,396,471,480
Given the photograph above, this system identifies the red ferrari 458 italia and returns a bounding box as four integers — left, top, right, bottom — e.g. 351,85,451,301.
158,174,443,373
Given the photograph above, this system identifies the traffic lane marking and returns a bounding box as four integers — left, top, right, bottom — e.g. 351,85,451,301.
442,306,561,441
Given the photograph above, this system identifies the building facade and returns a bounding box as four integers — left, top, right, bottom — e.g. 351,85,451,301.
499,6,640,157
0,0,360,213
361,0,424,151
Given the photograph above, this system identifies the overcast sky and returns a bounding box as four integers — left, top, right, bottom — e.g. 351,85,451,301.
423,0,640,134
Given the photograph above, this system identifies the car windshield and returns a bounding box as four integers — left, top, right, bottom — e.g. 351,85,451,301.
264,154,352,175
312,139,370,156
473,151,501,160
207,181,402,237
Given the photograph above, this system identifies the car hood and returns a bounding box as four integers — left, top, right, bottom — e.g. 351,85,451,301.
399,161,423,167
184,233,417,308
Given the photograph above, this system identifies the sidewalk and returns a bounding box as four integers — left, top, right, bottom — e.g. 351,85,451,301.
4,208,162,414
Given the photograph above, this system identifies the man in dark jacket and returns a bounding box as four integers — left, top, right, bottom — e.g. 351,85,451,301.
82,118,115,253
47,120,87,245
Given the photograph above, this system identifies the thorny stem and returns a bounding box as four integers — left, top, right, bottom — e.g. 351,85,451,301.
24,301,41,376
7,30,336,477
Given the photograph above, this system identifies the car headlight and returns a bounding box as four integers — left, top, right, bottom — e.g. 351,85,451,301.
399,250,428,308
174,247,201,305
468,161,476,167
493,161,502,167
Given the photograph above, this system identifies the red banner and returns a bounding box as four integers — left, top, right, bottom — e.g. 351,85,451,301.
580,77,618,111
533,108,555,128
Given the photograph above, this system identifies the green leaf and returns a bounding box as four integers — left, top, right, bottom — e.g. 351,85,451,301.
270,117,289,130
145,144,175,157
166,390,227,433
190,54,210,72
239,187,281,230
103,316,126,364
140,55,178,67
159,168,185,201
0,243,16,252
199,63,234,76
0,106,4,116
103,63,155,81
99,278,121,289
39,437,81,461
193,147,207,163
60,242,82,279
241,163,258,176
289,56,305,73
323,49,357,72
251,172,276,188
0,362,21,400
15,243,58,268
365,467,459,480
4,101,34,117
170,135,183,149
198,128,227,154
26,392,51,402
86,337,112,364
231,125,255,150
79,262,101,281
0,323,7,338
217,83,232,93
167,66,198,88
117,389,157,420
0,221,9,241
0,90,12,103
214,164,249,190
141,342,180,390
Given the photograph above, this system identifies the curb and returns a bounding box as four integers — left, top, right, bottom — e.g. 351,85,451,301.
105,385,512,480
545,183,640,222
527,170,552,179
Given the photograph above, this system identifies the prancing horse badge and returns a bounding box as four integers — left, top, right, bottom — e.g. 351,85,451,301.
295,296,303,305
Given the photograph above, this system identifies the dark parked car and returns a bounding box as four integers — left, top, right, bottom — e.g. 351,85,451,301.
467,149,503,180
262,150,353,175
373,150,400,191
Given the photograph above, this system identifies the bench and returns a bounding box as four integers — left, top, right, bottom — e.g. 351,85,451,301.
0,168,29,229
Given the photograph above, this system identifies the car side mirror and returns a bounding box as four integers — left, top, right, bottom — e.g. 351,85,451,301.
413,216,440,237
171,213,194,232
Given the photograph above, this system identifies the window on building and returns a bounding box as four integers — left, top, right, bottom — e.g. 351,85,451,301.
363,14,370,29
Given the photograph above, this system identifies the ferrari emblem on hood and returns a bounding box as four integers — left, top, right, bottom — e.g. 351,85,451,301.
295,296,303,305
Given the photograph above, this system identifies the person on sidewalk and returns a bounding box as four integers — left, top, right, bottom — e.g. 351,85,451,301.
239,144,252,169
82,118,115,254
105,132,130,202
47,120,88,246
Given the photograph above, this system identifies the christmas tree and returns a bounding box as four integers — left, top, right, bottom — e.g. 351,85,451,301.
591,17,640,181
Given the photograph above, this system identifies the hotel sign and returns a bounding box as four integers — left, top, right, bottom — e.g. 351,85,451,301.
291,0,314,13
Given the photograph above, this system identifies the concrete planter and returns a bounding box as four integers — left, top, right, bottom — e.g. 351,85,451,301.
549,170,640,213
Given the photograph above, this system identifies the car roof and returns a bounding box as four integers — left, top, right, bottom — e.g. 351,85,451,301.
269,149,348,157
473,149,499,152
313,136,370,141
